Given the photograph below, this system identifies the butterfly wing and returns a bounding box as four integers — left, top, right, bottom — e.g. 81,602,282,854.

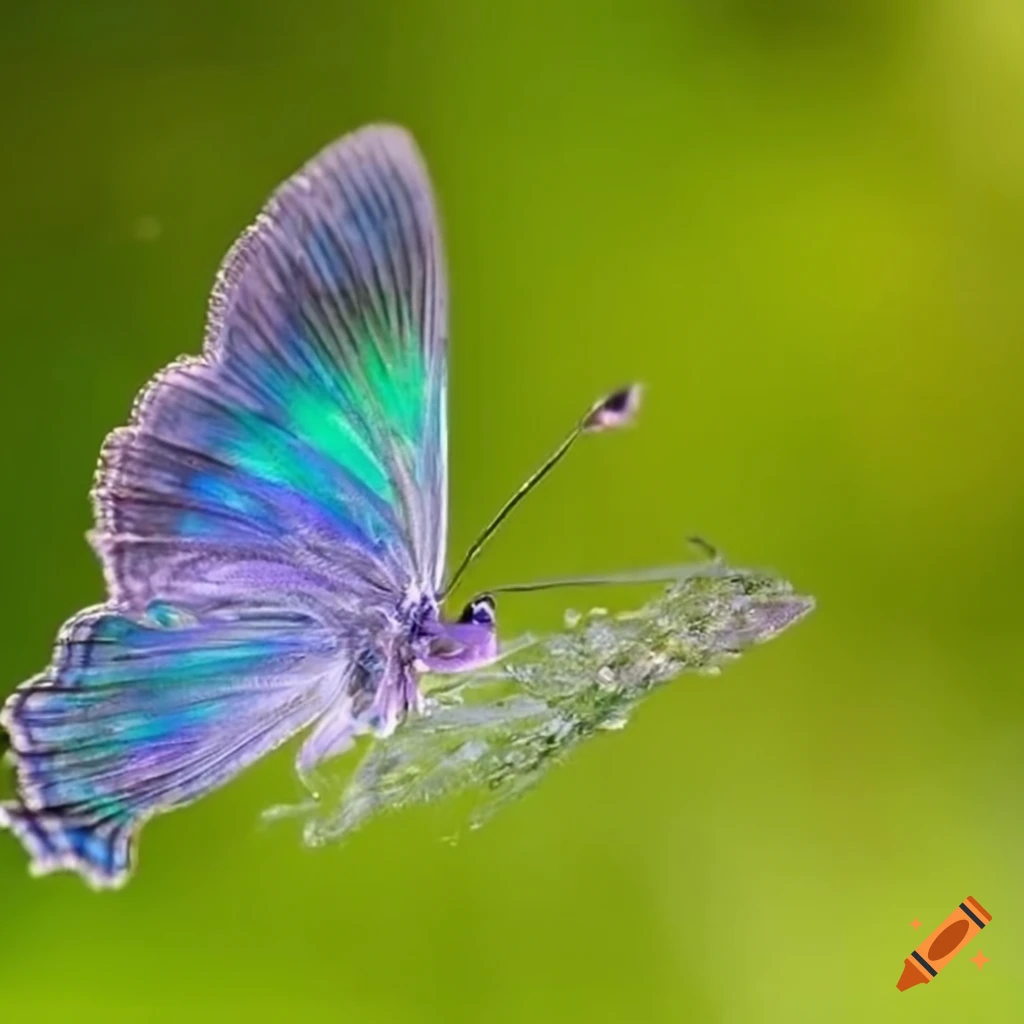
1,125,448,886
1,606,344,887
94,123,448,613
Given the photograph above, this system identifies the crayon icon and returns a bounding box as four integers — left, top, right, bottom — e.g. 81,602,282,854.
897,897,992,991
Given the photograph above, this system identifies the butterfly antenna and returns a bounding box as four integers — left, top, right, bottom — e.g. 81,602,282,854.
441,384,642,601
486,543,727,595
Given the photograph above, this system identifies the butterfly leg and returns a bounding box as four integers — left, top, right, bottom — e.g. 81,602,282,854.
295,703,360,796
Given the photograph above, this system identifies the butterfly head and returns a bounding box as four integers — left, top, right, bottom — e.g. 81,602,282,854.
415,594,498,675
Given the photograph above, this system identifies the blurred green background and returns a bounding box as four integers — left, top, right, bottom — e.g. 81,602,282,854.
2,1,1022,1021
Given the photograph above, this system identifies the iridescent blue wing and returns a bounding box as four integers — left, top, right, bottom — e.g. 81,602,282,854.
1,606,343,887
95,123,447,612
1,125,447,887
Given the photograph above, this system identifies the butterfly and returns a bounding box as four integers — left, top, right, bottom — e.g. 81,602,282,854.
0,125,650,889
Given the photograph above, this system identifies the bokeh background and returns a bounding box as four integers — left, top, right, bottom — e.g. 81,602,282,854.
1,1,1022,1021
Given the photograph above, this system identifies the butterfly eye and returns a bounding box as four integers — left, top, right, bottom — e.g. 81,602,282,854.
459,594,496,626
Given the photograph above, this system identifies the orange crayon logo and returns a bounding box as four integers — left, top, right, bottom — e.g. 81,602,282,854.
897,897,992,991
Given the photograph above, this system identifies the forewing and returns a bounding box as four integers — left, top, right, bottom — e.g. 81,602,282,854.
93,125,448,613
